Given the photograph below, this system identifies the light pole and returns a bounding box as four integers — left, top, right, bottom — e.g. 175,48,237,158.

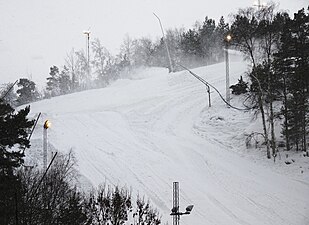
43,120,51,170
225,34,232,106
153,13,174,73
171,182,194,225
206,85,211,107
83,30,91,87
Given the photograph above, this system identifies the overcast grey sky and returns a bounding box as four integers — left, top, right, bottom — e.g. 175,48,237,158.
0,0,307,86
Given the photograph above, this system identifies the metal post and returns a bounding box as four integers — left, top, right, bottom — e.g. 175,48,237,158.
43,120,51,170
173,182,180,225
43,128,47,170
87,34,90,71
83,31,91,87
225,47,230,105
206,85,211,107
153,13,174,73
86,33,90,87
171,181,194,224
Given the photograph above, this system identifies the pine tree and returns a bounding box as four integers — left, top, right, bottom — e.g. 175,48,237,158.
274,7,309,154
58,66,72,95
181,29,202,57
16,78,40,105
0,100,34,171
199,17,217,61
0,99,34,224
110,187,132,225
215,16,229,60
46,65,61,97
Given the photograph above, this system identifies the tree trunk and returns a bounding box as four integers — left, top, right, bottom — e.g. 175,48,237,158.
270,100,276,158
282,76,290,151
268,69,276,159
252,72,270,158
258,94,270,158
302,103,307,153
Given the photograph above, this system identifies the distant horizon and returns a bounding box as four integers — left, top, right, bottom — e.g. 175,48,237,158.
0,0,307,86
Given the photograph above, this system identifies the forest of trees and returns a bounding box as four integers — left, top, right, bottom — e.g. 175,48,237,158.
229,5,309,160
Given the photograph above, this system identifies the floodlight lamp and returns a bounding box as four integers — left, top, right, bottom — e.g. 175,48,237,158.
83,30,90,35
44,120,51,129
171,206,179,213
226,34,232,42
185,205,194,213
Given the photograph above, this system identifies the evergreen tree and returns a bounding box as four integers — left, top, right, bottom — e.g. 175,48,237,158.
181,29,202,57
199,17,217,61
16,78,39,105
110,187,132,225
46,65,61,97
58,66,72,95
274,7,309,154
0,100,34,172
215,16,230,60
0,99,34,224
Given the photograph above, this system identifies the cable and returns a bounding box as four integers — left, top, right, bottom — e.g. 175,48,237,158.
0,80,18,100
176,63,254,111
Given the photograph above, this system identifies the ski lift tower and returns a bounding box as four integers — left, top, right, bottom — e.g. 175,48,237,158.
170,182,194,225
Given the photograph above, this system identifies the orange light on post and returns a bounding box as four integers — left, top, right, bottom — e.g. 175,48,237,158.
226,34,232,42
44,120,51,129
43,119,51,169
225,34,232,106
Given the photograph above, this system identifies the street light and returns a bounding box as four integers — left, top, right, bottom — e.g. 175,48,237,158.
43,120,51,169
171,182,193,225
83,30,91,87
225,34,232,106
153,13,174,73
170,204,194,216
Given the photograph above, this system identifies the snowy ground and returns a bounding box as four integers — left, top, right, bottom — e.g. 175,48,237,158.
26,59,309,225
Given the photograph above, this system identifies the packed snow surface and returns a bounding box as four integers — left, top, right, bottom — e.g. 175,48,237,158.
28,60,309,225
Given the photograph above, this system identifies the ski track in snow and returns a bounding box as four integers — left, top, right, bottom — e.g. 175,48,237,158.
27,64,309,225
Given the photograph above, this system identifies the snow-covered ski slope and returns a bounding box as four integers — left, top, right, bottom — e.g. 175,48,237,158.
28,59,309,225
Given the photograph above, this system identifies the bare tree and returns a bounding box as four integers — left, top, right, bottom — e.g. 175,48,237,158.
120,34,137,67
65,48,79,91
91,38,114,87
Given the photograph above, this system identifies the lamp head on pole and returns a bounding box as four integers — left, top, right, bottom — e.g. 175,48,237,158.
44,120,51,129
83,31,91,38
226,34,232,42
